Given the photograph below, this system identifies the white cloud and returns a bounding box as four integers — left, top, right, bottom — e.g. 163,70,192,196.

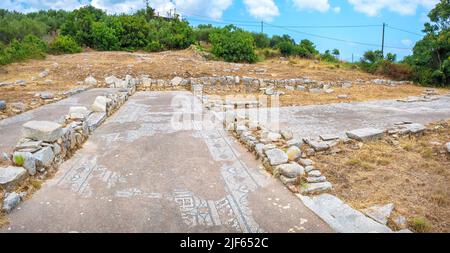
401,38,413,46
168,0,233,19
243,0,279,21
333,6,341,13
0,0,89,13
0,0,233,19
347,0,439,17
292,0,330,12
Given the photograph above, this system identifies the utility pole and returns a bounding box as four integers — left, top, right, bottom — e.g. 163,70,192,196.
352,53,354,63
261,21,264,33
381,22,385,57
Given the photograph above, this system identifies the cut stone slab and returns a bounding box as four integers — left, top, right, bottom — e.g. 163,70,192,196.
0,166,27,189
361,203,395,225
308,140,330,151
264,148,288,166
299,193,392,233
320,134,340,141
2,192,21,213
346,127,384,142
22,121,63,142
86,112,107,132
15,141,42,150
275,163,305,178
301,182,332,194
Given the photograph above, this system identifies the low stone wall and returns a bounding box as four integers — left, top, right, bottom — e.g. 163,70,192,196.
1,85,135,213
113,74,411,93
221,110,333,195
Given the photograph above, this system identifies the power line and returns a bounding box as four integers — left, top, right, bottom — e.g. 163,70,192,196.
279,24,382,28
386,25,423,36
171,8,414,51
265,23,412,50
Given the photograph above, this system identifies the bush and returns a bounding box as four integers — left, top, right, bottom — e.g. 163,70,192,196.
209,25,257,63
277,41,296,57
374,60,412,80
0,35,47,65
252,33,270,48
256,48,281,61
91,22,119,50
144,41,164,52
295,39,318,58
49,35,81,54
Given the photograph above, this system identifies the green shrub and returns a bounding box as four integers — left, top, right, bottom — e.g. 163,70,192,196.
209,25,257,63
0,35,47,65
49,35,81,54
91,22,119,50
277,41,296,57
144,41,164,52
295,39,318,58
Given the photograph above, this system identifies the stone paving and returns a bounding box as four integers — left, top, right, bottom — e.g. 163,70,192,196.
240,95,450,140
1,92,332,233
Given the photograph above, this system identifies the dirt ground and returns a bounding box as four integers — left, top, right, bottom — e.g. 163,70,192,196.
1,48,397,118
313,120,450,233
204,84,450,107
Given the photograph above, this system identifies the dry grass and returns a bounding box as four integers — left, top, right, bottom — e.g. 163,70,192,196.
1,49,393,118
205,84,450,107
314,120,450,232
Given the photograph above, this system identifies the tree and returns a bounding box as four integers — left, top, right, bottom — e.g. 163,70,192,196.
60,5,106,47
252,33,270,48
332,49,340,58
209,25,257,63
277,41,295,56
385,53,396,62
296,39,318,58
404,0,449,86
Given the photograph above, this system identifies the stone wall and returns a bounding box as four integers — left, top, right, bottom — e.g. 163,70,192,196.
1,85,135,213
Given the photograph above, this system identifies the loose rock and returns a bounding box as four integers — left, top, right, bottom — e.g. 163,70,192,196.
280,130,293,140
299,158,314,166
2,192,21,213
84,76,97,86
0,100,6,111
265,148,288,166
286,146,301,161
0,166,27,189
275,163,305,178
91,96,111,112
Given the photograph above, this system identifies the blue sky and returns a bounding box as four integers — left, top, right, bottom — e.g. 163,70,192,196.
1,0,439,61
